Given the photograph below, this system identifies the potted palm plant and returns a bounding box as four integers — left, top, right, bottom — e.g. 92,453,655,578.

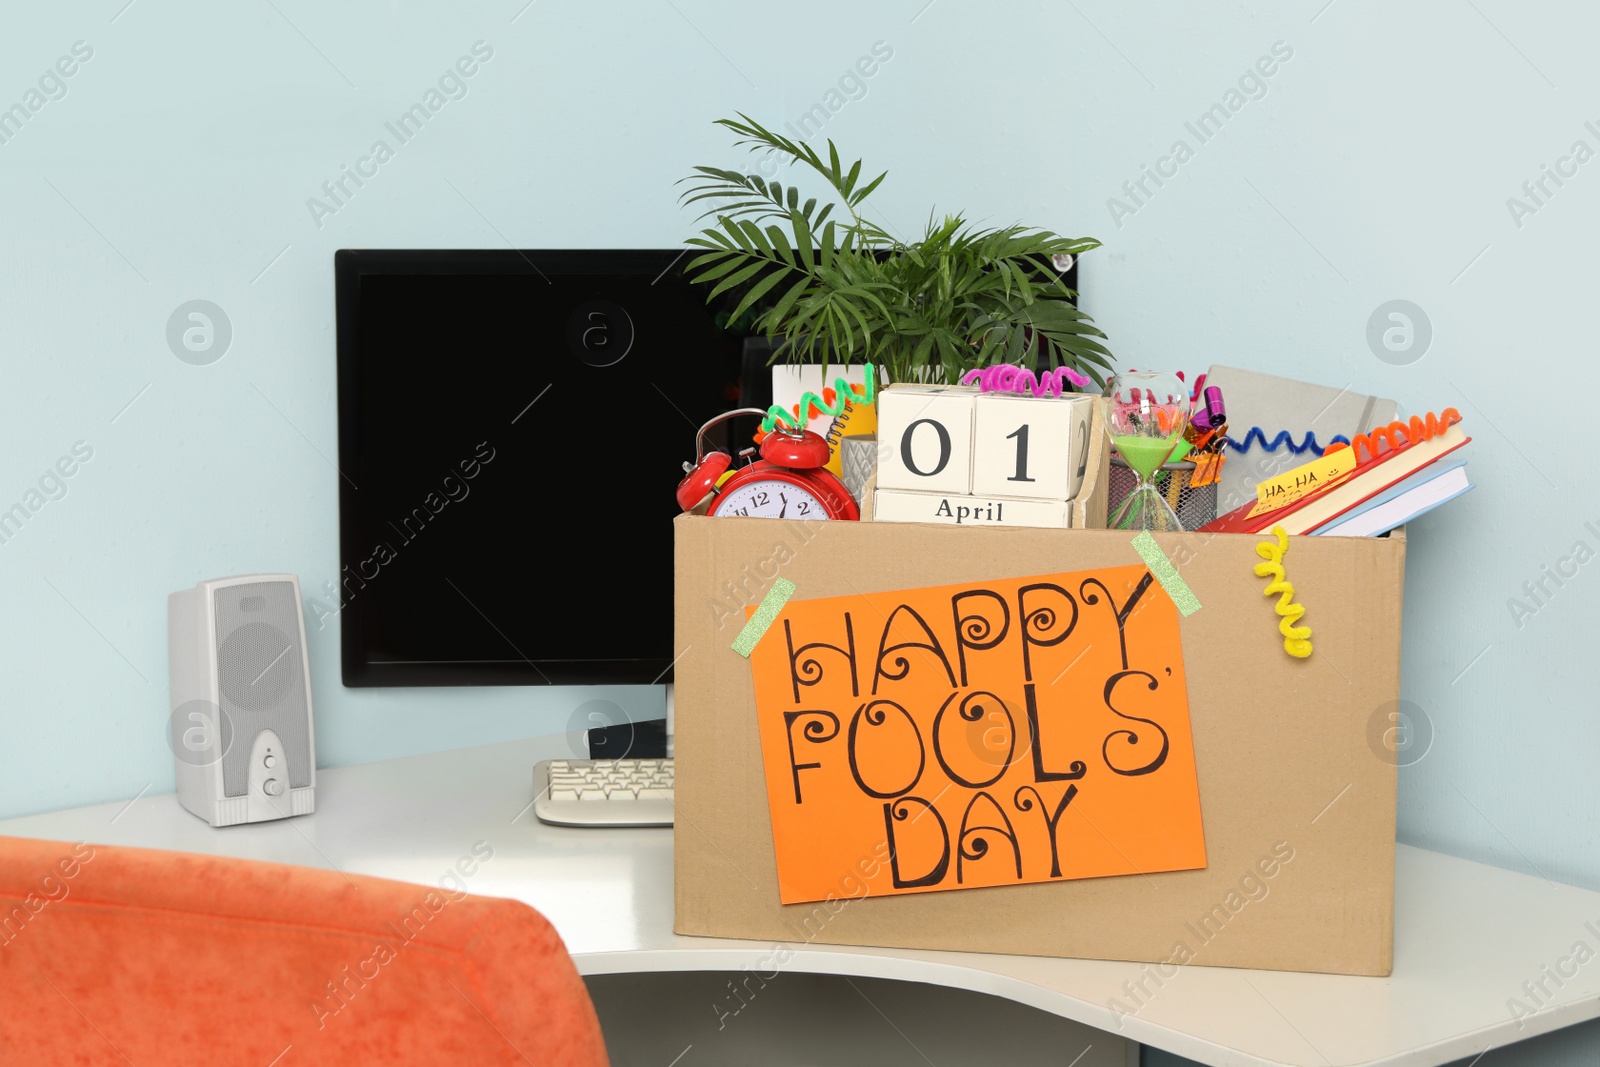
679,114,1114,387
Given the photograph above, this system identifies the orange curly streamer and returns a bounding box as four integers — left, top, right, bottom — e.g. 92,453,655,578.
1323,408,1462,463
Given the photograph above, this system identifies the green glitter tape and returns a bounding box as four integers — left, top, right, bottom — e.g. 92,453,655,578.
732,577,797,657
1130,531,1201,617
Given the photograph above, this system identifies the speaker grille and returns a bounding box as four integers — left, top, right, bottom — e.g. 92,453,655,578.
215,581,311,797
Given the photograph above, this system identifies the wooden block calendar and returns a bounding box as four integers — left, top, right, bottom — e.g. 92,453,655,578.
873,384,1096,529
971,392,1095,501
874,385,979,496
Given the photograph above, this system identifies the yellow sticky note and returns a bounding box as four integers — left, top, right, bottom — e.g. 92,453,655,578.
1246,448,1358,518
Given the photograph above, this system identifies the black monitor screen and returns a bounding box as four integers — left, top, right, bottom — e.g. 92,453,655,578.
335,250,750,687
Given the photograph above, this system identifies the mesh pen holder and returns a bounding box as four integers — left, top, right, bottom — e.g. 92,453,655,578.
1107,455,1218,531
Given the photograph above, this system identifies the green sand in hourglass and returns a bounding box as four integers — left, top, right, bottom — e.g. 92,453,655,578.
1111,432,1185,530
1113,433,1182,482
1104,371,1193,532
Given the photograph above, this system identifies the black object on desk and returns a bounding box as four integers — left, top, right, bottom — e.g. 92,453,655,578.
587,718,667,760
335,249,751,689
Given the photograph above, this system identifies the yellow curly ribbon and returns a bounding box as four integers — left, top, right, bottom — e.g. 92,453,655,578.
1254,525,1313,658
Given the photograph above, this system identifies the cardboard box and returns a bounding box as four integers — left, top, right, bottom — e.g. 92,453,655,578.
673,513,1404,975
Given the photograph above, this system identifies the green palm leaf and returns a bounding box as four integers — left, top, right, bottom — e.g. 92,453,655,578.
678,116,1113,385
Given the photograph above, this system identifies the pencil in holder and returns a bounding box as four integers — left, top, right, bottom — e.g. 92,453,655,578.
1107,456,1218,531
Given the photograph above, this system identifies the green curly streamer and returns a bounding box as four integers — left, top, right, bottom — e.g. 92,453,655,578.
761,365,877,432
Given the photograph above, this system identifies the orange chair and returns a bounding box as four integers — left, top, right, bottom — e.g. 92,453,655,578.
0,836,610,1066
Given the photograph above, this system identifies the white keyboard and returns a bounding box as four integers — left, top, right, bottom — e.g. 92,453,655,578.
532,758,675,828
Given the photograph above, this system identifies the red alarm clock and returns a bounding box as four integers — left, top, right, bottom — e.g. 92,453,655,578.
676,407,860,521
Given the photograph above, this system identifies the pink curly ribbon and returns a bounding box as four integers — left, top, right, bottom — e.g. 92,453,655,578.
960,364,1091,397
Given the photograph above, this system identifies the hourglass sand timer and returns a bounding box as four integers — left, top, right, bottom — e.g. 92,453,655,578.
1105,371,1192,531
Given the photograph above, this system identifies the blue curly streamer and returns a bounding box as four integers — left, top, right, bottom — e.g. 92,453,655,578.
1224,428,1351,455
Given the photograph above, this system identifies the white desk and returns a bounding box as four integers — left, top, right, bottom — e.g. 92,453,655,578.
3,736,1598,1067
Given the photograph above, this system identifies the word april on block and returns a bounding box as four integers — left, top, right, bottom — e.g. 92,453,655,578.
872,490,1070,528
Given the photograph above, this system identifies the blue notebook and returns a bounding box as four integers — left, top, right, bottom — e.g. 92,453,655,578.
1309,459,1472,537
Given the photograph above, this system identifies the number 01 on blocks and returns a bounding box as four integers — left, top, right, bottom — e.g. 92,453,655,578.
874,385,1096,529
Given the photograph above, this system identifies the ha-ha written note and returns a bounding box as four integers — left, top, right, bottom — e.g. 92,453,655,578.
748,564,1207,904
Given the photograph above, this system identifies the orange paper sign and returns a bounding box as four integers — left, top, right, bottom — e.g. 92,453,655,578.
749,564,1206,904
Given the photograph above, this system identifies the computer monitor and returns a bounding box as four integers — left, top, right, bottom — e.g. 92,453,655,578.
334,249,753,689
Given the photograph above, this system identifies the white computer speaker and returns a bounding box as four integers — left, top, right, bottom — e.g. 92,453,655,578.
168,574,316,826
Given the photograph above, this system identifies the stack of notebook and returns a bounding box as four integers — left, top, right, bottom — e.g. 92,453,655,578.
1203,365,1400,515
1198,409,1473,537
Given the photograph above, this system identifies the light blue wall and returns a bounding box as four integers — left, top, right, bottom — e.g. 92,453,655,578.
2,1,1594,1059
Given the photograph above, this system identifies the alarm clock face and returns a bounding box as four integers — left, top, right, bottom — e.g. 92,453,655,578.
713,478,828,519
